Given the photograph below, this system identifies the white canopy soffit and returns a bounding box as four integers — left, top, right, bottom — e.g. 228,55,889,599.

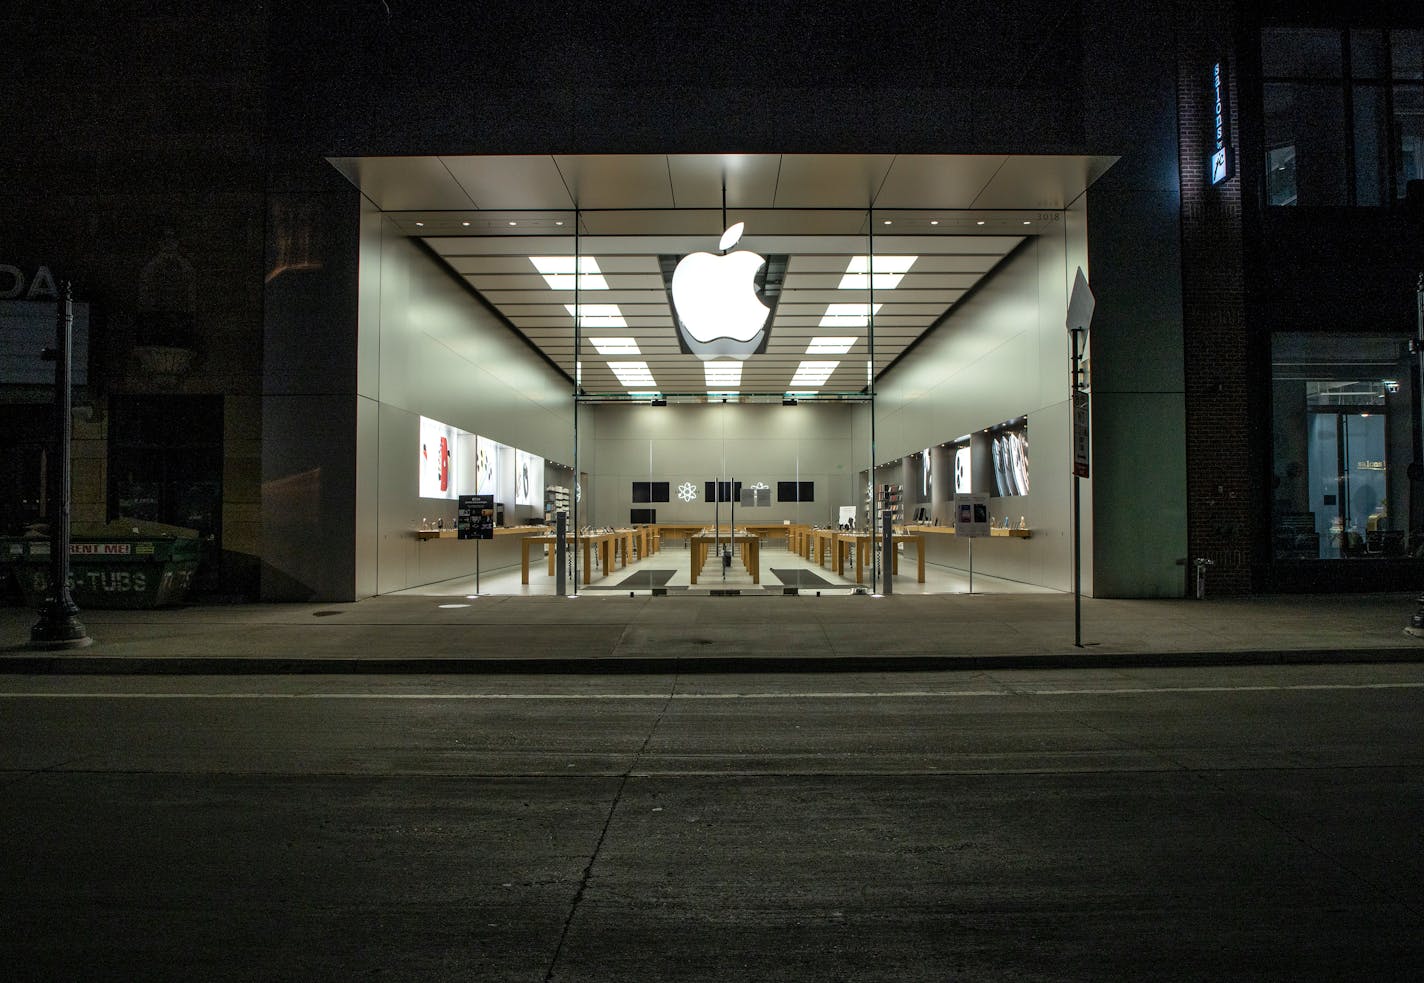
329,154,1117,398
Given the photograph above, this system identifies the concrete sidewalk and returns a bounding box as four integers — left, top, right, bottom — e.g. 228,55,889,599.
3,591,1424,673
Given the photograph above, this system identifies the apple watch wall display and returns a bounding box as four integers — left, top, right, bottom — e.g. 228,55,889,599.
475,435,497,496
514,449,544,506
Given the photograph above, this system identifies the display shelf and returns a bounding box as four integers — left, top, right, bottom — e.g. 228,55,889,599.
866,483,904,526
905,524,1032,539
415,525,548,540
544,484,571,524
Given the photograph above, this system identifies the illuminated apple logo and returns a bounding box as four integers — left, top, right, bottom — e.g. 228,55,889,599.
671,223,772,361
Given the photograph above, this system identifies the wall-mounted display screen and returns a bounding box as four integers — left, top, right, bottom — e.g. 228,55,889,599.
632,481,671,503
630,508,657,524
776,481,815,502
419,416,459,499
705,480,742,502
515,449,543,505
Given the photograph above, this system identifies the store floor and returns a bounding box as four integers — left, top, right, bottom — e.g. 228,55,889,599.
392,541,1060,598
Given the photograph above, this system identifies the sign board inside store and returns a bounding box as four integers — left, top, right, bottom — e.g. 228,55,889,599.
954,493,990,538
458,494,495,541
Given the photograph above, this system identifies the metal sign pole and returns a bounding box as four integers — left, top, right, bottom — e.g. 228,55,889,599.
1071,328,1084,648
30,281,89,649
969,536,974,595
1065,267,1095,650
475,539,481,596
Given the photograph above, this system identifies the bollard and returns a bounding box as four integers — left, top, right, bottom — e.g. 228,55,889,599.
1405,593,1424,639
1193,557,1215,599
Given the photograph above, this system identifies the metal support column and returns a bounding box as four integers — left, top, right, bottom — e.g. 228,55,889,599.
29,282,90,649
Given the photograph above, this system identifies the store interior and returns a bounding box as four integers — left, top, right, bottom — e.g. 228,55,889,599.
329,154,1112,596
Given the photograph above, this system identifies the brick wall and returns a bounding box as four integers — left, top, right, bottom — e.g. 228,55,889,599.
1177,1,1256,593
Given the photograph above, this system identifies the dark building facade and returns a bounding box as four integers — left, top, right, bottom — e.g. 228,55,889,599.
2,1,1421,602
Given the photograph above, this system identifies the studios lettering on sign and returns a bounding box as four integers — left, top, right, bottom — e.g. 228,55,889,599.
0,264,58,300
1209,60,1234,186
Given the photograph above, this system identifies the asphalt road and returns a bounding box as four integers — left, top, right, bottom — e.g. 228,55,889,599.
2,664,1423,981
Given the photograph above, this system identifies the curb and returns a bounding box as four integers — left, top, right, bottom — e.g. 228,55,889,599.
2,647,1423,675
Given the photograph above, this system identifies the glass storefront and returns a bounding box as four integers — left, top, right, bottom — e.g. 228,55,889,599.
1271,332,1421,563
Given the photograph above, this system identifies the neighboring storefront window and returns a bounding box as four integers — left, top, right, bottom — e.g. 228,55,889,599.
1263,26,1424,206
1271,333,1420,561
107,395,224,588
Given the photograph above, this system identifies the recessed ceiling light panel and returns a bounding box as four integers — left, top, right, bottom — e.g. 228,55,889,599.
564,303,626,327
533,257,609,290
806,336,855,354
703,361,743,388
608,361,656,387
790,360,839,387
819,303,883,327
588,337,641,356
838,256,917,290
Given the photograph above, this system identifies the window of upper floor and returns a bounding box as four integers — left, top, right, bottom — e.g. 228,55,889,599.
1263,26,1423,207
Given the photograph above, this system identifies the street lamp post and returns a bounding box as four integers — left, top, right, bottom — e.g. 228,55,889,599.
29,281,91,649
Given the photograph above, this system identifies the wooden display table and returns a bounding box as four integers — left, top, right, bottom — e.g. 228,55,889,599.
652,523,707,547
904,524,1032,539
741,523,795,547
415,525,546,541
632,524,660,558
688,530,760,584
808,528,839,567
834,532,927,584
520,531,625,585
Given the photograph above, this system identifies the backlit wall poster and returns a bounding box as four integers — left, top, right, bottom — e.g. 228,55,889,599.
514,449,543,506
954,446,972,494
419,416,459,499
476,435,498,496
990,432,1030,496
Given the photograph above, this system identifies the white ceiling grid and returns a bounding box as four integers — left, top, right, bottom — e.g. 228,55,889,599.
329,154,1116,398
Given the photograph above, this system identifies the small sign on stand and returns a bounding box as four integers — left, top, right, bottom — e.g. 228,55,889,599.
954,492,989,593
458,494,495,594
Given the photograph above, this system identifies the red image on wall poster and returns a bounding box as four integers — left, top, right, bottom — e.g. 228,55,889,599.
439,437,450,491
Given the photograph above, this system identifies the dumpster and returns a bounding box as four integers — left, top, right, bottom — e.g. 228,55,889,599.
1,532,201,609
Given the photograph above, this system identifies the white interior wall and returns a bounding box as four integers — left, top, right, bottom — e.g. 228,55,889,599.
869,219,1092,593
583,402,867,528
356,208,575,595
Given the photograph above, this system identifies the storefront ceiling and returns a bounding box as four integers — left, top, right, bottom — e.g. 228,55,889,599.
330,154,1116,397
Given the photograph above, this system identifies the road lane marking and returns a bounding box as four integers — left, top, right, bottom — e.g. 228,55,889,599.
0,682,1422,700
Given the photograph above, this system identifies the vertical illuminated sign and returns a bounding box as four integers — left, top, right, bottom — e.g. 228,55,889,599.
1209,60,1233,185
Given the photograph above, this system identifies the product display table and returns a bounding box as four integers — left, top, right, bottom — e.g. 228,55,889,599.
741,523,795,547
632,524,660,558
787,524,813,557
414,525,546,541
688,530,760,585
834,532,927,584
904,524,1032,539
520,531,623,585
652,523,708,548
808,528,840,567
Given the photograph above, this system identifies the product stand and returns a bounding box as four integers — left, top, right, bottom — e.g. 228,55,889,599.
555,511,567,596
881,508,892,595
